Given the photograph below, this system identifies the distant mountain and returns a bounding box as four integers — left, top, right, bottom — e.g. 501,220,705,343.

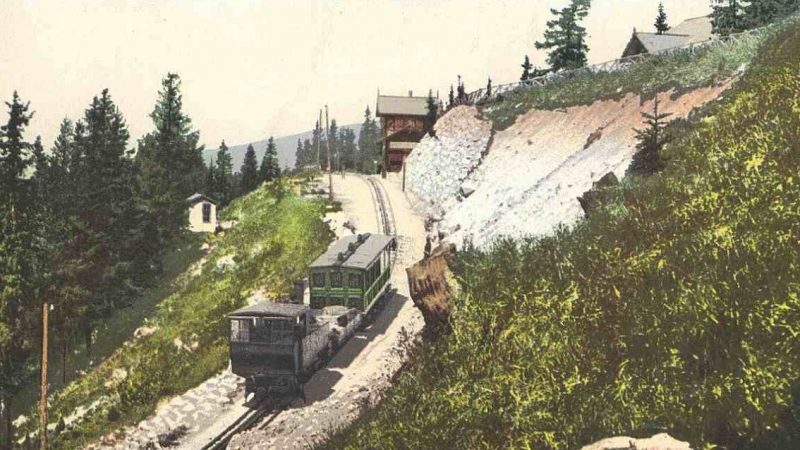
203,124,361,171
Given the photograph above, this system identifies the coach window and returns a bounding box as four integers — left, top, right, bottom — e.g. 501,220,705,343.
330,271,343,288
312,272,326,288
348,273,363,289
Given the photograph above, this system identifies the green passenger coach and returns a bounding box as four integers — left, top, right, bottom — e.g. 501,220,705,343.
308,233,396,312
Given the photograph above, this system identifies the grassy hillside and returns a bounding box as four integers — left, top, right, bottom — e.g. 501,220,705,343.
19,179,333,449
485,25,772,130
322,19,800,450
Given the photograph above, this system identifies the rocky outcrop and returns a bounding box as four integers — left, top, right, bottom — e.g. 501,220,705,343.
405,106,493,212
577,171,619,217
406,243,457,336
581,433,691,450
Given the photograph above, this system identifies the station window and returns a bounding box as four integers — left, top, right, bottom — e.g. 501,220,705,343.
312,272,326,288
348,273,363,289
330,272,343,288
202,203,212,223
230,319,250,342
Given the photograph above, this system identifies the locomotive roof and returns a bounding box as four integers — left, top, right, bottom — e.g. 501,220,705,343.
228,300,309,318
309,233,394,270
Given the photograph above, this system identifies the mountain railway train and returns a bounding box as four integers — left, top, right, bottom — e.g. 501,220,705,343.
229,232,396,395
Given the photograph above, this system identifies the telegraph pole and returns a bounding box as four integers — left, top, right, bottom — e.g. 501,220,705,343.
325,105,333,201
40,302,49,450
316,109,322,169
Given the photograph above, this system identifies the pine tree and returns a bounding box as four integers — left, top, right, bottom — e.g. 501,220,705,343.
627,95,672,176
0,93,43,442
535,0,592,72
240,144,259,193
215,140,233,205
294,138,304,169
261,136,280,182
205,156,215,196
329,120,340,171
425,90,439,136
711,0,747,35
655,2,670,34
521,55,534,80
302,139,313,170
136,73,206,247
744,0,800,28
448,85,455,108
75,89,139,343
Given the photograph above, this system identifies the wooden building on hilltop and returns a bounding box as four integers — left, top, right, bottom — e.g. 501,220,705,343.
621,16,713,58
376,92,433,172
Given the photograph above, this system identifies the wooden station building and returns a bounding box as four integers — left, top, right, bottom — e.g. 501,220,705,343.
376,93,432,172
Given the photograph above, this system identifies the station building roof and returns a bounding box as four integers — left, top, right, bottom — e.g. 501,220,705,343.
309,233,394,270
376,95,430,117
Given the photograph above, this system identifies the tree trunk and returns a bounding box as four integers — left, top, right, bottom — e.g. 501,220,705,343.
62,337,67,386
2,398,12,450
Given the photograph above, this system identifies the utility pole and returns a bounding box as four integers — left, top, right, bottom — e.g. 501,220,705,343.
40,302,49,450
325,105,333,201
316,109,322,169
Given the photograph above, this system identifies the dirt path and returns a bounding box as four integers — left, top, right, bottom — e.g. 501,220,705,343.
229,173,425,449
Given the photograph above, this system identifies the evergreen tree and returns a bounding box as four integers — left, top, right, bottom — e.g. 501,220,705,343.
340,128,357,171
535,0,592,72
294,138,304,169
329,120,340,171
136,73,206,246
448,85,455,108
425,90,439,136
74,89,139,344
261,136,280,182
302,139,313,170
486,78,493,97
711,0,747,35
655,2,670,34
521,55,534,80
240,144,259,193
627,95,672,176
0,93,42,443
214,140,233,205
205,156,215,196
358,106,381,173
744,0,800,28
456,75,467,102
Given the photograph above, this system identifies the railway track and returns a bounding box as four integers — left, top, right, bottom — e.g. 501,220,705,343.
199,397,284,450
366,176,396,236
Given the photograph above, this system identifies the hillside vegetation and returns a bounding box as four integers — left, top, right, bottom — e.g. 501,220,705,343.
485,26,769,130
18,180,332,449
322,19,800,450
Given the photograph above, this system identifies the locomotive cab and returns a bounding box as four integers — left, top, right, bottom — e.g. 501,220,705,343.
228,302,312,394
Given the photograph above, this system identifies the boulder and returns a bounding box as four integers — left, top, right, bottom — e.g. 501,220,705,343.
577,171,619,217
581,433,691,450
405,243,457,337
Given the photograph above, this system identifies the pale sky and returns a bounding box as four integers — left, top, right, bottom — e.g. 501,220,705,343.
0,0,710,150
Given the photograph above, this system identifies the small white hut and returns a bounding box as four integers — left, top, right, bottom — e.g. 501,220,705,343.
186,193,218,233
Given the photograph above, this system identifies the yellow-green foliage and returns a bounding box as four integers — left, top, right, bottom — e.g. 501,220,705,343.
322,22,800,450
30,181,332,449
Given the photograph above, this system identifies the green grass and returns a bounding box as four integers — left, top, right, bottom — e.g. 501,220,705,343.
321,18,800,450
484,26,770,130
19,180,333,448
